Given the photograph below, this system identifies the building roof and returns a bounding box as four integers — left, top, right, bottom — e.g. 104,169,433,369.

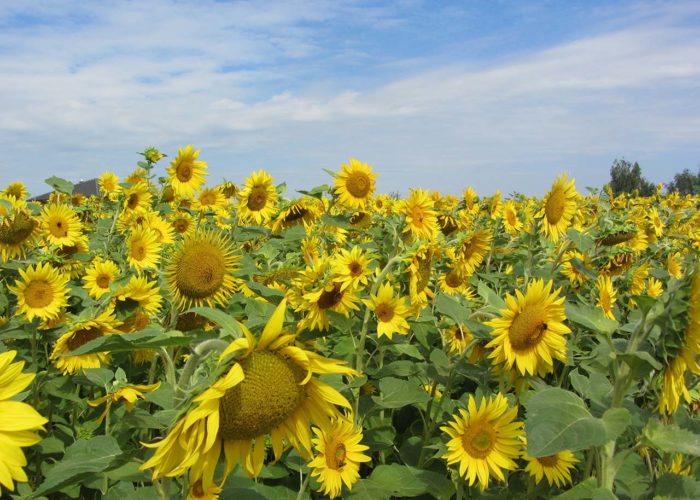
30,178,100,202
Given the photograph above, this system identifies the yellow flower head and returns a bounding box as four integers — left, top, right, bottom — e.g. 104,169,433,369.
41,203,83,247
83,259,120,299
365,282,410,339
9,263,70,321
237,170,279,224
537,175,577,242
400,189,439,241
167,145,208,198
334,158,377,210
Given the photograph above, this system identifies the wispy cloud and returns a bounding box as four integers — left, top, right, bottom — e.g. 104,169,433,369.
0,0,698,196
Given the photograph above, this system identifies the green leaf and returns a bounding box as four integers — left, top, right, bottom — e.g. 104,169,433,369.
82,368,114,387
619,350,662,378
435,293,470,325
554,477,616,499
565,302,619,335
654,474,700,498
187,306,243,337
31,436,122,497
642,419,700,456
280,225,305,241
67,327,194,355
352,464,452,499
373,377,430,409
567,228,595,253
601,407,631,441
45,175,74,194
244,282,286,304
477,281,506,310
525,387,609,456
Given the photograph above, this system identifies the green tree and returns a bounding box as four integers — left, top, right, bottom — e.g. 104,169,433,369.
608,159,655,196
666,168,700,195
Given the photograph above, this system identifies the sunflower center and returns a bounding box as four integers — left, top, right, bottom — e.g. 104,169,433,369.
191,480,205,498
454,327,466,341
325,441,347,470
173,218,190,233
24,280,55,308
127,194,139,210
509,306,548,351
176,162,193,182
219,351,307,440
462,422,495,459
445,271,462,288
410,208,426,225
67,326,102,351
348,262,362,277
461,237,477,259
375,303,395,322
350,212,368,226
247,187,268,211
0,213,36,244
537,454,559,467
131,240,147,261
318,283,344,309
506,209,517,226
175,242,226,299
200,191,217,206
284,206,307,224
96,274,111,289
544,188,566,225
346,172,371,198
49,218,69,238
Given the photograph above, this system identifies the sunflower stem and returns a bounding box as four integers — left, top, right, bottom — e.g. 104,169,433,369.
159,347,177,388
174,339,228,402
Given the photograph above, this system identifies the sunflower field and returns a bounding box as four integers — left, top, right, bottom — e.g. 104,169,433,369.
0,146,699,500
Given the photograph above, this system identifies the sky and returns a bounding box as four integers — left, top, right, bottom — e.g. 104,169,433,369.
0,0,699,198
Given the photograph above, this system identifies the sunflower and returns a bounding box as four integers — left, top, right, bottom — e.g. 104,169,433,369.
408,245,435,311
112,275,163,318
334,158,377,210
449,229,492,276
88,381,160,424
299,280,360,332
559,251,589,288
142,211,175,245
126,226,162,272
365,282,410,339
0,350,48,493
3,181,28,201
0,210,40,262
441,393,524,491
141,299,357,491
122,182,153,212
659,357,690,415
486,279,570,376
98,172,121,200
170,211,196,238
331,246,372,291
83,259,120,299
309,418,371,498
524,447,578,487
400,189,439,241
444,324,475,356
9,263,69,321
41,203,83,246
193,187,227,215
166,230,239,311
237,170,279,224
167,145,208,198
50,308,121,374
502,200,523,235
438,268,475,298
647,277,663,298
596,275,616,320
537,175,577,242
667,252,683,279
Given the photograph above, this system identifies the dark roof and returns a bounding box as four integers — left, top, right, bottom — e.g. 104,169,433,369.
30,178,100,202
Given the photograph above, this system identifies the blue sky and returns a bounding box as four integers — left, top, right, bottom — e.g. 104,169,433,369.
0,0,699,197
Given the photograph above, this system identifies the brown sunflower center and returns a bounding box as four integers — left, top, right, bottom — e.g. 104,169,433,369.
49,218,69,238
506,209,517,226
283,206,307,224
173,218,190,233
325,441,347,470
348,261,363,277
445,271,463,288
453,326,466,341
130,240,147,261
175,241,226,299
318,283,344,310
24,280,54,308
247,186,269,211
544,188,567,225
67,326,103,351
0,213,36,244
127,193,140,210
95,274,111,289
598,231,636,246
509,306,548,351
462,421,496,459
375,303,395,322
537,454,559,467
346,172,371,198
176,162,193,182
191,479,205,498
219,351,307,440
200,191,217,206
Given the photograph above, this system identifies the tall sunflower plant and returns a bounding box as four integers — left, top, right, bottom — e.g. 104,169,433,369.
0,150,698,499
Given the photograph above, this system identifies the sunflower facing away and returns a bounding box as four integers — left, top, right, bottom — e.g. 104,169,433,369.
165,230,239,311
141,299,358,492
486,279,571,376
167,145,208,198
41,203,83,247
365,282,410,339
334,158,377,210
524,447,578,487
9,263,70,321
237,170,279,224
537,175,577,242
83,259,120,299
441,393,524,491
596,275,616,320
0,350,48,493
308,418,371,498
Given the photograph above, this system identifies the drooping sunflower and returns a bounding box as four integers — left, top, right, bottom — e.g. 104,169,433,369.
400,189,439,241
408,245,435,312
331,246,373,291
667,252,683,279
167,145,208,198
50,308,121,374
237,170,279,224
126,226,162,272
537,175,577,242
308,418,371,498
523,447,578,487
299,280,360,332
9,263,70,321
0,350,48,493
83,259,120,299
3,181,28,202
485,279,571,376
165,230,239,311
88,381,160,424
141,299,358,491
596,275,617,320
365,282,410,339
559,250,590,288
0,210,40,262
441,393,524,491
41,203,83,246
334,158,377,210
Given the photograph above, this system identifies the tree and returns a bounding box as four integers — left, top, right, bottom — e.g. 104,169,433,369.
666,168,700,195
608,159,654,196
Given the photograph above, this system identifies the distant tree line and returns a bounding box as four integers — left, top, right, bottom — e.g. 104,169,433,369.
608,158,700,196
